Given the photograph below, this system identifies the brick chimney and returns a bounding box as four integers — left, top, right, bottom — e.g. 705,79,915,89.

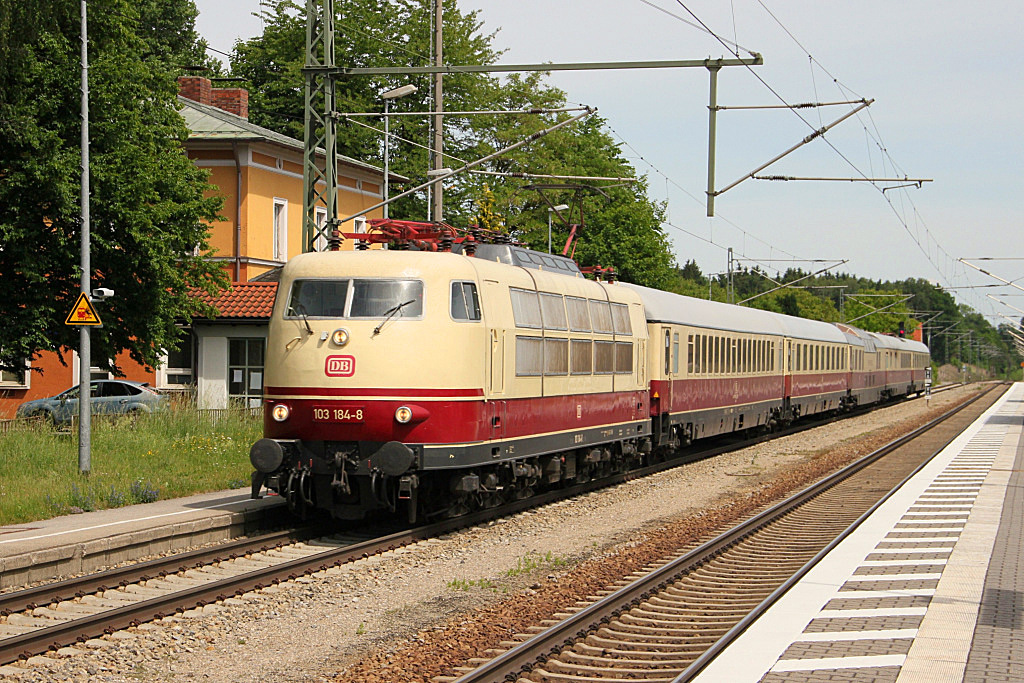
177,76,249,120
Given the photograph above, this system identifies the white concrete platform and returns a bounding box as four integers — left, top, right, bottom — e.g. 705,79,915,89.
694,382,1024,683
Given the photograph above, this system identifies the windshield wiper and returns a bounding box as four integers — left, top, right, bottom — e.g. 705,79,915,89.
293,302,314,336
373,299,415,336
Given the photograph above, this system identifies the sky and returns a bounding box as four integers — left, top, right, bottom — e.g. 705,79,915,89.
193,0,1024,324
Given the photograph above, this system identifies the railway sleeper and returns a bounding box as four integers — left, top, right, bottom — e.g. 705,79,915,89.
560,650,692,669
574,642,701,661
585,634,709,652
539,659,684,679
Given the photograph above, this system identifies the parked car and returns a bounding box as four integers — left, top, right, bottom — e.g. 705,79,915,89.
16,380,166,426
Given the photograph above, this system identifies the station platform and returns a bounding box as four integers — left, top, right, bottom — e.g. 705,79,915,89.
695,382,1024,683
0,486,285,589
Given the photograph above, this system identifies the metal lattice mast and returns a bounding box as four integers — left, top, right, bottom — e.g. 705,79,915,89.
303,0,337,252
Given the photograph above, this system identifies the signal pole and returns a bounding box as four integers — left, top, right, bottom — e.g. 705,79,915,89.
79,0,92,474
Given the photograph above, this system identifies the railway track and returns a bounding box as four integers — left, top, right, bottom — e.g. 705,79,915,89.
0,386,971,668
447,382,1004,683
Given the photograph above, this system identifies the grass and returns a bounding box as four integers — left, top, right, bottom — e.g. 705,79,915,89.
504,551,569,578
0,404,262,526
446,552,571,594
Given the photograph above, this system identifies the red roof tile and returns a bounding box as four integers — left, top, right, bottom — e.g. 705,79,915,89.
190,282,277,319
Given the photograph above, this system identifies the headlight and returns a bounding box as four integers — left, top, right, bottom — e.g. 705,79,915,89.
332,328,350,346
271,404,290,422
394,406,413,424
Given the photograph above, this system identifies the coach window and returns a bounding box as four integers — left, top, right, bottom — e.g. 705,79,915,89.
571,340,592,374
539,293,567,330
664,330,671,375
510,288,543,328
450,281,481,321
589,300,614,334
515,336,543,376
594,341,615,374
566,297,591,332
672,333,680,375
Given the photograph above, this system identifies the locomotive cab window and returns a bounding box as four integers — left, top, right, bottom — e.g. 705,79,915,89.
286,278,423,319
450,281,481,321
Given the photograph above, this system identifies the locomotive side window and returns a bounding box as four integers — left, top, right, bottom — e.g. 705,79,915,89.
566,297,591,331
515,336,543,376
611,303,631,334
687,334,695,374
571,340,593,374
510,288,543,328
615,342,633,374
287,279,350,318
544,338,568,375
539,293,568,330
594,341,615,374
450,281,481,321
589,300,614,334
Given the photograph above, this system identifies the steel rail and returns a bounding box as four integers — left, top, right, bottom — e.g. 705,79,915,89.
453,383,1001,683
0,526,324,617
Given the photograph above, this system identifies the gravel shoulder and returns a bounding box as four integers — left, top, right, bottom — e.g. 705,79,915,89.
0,385,984,683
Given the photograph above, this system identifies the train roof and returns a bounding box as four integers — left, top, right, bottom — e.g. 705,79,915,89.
621,283,848,343
865,331,929,353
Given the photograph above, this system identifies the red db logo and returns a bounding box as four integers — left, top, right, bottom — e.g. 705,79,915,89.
325,355,355,377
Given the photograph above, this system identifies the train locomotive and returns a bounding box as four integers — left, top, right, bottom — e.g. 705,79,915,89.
249,222,929,522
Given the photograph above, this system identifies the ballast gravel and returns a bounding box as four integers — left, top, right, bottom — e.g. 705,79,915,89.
0,386,982,682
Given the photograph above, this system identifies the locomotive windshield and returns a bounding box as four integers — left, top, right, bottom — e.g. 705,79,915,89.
286,279,424,319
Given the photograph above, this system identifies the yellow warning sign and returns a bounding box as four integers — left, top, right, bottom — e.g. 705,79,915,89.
64,292,102,327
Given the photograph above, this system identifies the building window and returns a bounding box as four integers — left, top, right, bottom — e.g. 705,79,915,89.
228,338,265,408
163,333,194,388
0,359,29,389
273,198,288,261
314,206,328,252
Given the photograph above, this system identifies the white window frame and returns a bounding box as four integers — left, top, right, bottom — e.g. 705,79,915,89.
273,198,288,261
0,359,31,389
313,206,328,252
158,333,195,389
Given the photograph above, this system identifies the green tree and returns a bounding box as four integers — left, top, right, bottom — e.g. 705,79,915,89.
0,0,225,375
229,0,678,289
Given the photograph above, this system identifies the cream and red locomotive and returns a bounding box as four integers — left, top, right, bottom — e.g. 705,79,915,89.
249,224,929,521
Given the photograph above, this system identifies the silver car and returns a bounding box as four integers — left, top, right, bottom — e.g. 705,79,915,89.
16,380,166,426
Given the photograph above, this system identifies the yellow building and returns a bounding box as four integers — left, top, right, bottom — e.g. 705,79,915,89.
177,76,395,282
